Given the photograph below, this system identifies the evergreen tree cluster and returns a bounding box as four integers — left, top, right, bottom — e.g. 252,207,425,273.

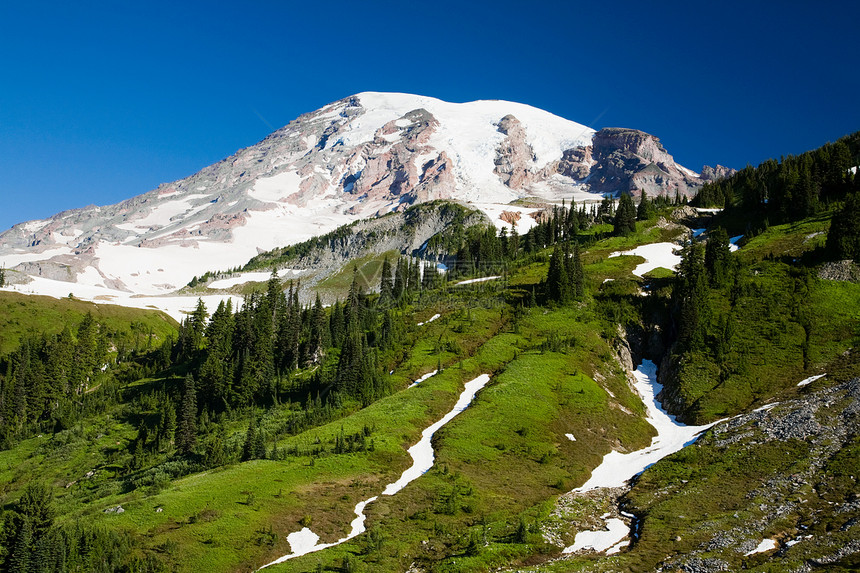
544,242,584,304
0,482,165,572
694,132,860,225
0,314,111,447
613,193,637,236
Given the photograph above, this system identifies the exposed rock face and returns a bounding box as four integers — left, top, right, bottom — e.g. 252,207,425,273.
588,128,702,198
498,210,522,225
556,146,593,180
493,114,536,189
249,202,490,301
700,164,737,181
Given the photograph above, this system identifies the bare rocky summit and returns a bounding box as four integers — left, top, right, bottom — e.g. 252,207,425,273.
588,128,704,198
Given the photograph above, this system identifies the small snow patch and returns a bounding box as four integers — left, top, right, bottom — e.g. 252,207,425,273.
455,276,500,286
562,518,629,553
744,538,778,556
409,370,438,388
797,373,826,387
565,433,576,442
417,313,441,326
754,403,778,413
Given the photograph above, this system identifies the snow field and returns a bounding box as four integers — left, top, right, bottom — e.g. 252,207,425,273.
408,370,438,388
562,517,629,554
455,276,501,286
114,194,209,232
609,242,682,277
729,235,743,252
797,373,826,387
247,171,302,202
354,92,594,204
207,269,299,290
0,278,241,323
383,374,490,496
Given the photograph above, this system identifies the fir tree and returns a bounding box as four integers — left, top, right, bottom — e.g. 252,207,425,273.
826,191,860,261
546,245,570,303
392,258,406,300
242,416,258,461
8,517,32,573
379,257,393,301
704,227,731,287
176,374,198,455
613,193,637,236
571,243,584,299
636,190,655,220
308,293,329,363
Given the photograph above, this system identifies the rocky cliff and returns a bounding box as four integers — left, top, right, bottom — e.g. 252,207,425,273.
587,127,704,198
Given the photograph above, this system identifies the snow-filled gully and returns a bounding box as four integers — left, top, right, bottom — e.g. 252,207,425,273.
562,360,718,555
259,374,490,569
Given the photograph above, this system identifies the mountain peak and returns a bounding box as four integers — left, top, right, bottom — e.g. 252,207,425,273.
0,93,717,316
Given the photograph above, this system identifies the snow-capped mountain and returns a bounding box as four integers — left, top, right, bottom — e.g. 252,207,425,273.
0,92,725,317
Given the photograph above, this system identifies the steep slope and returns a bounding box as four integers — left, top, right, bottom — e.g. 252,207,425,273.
0,93,719,318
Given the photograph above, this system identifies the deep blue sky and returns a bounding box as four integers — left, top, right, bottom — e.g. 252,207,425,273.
1,0,858,231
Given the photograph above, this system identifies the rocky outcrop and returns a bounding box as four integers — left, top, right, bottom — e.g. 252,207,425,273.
700,164,737,182
246,202,490,300
499,210,522,225
657,377,860,572
588,128,702,198
493,115,536,189
556,146,593,180
351,108,447,203
818,259,860,283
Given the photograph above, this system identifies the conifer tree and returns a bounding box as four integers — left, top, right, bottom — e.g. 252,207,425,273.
704,227,731,287
176,374,197,455
189,299,209,351
392,258,406,300
636,190,654,220
826,191,860,261
242,416,265,461
676,242,709,350
379,257,393,301
308,293,329,363
9,517,32,573
613,193,637,236
571,243,584,299
546,245,570,303
329,300,345,348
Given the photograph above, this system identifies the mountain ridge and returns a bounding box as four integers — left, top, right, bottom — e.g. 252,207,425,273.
0,92,730,317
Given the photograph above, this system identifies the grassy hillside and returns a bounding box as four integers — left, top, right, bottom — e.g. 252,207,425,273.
1,166,859,572
0,290,178,355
